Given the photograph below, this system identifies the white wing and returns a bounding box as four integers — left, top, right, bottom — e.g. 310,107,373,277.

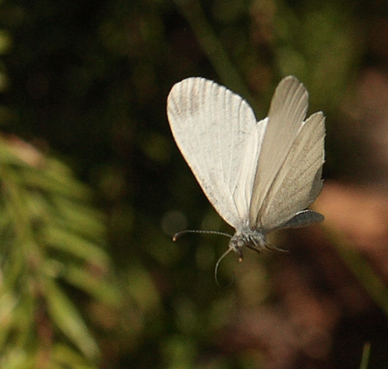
249,76,309,228
167,77,263,228
258,112,325,231
233,118,267,222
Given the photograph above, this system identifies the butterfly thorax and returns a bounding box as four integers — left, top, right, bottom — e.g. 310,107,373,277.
229,228,267,260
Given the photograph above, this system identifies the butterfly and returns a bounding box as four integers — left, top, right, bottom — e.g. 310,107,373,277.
167,76,325,262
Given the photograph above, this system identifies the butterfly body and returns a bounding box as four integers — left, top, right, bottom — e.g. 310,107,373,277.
229,227,266,259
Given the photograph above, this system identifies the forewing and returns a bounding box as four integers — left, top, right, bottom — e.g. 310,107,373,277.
249,76,308,228
258,112,325,232
232,118,267,222
167,77,258,228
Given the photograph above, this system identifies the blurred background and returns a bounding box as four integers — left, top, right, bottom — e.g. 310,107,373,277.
0,0,388,368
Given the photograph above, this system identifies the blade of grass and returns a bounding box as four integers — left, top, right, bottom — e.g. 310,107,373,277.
359,342,371,369
326,226,388,317
173,0,255,106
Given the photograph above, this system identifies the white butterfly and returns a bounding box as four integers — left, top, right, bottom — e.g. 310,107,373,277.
167,76,325,260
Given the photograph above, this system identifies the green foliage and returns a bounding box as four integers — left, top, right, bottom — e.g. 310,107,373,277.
0,136,118,368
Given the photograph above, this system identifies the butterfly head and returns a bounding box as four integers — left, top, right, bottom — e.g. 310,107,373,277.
229,228,268,261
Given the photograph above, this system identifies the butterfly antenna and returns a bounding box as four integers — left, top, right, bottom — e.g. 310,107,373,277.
214,247,236,287
173,229,232,241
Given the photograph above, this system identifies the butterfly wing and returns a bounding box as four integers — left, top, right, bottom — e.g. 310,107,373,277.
167,77,262,228
232,118,267,222
258,111,325,232
248,76,310,228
